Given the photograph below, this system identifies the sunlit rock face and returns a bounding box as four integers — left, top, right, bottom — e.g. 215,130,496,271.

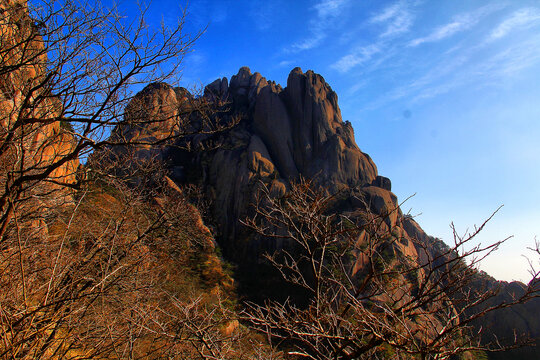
0,0,78,194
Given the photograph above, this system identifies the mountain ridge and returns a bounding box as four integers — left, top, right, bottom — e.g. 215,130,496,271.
110,66,540,358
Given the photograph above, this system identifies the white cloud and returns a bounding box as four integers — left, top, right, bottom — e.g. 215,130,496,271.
476,35,540,76
289,33,325,52
370,1,414,38
286,0,349,53
278,59,295,67
314,0,347,19
371,2,402,23
410,4,506,47
331,44,381,73
347,79,369,95
373,33,540,106
489,8,540,41
329,1,415,73
411,78,461,102
410,18,474,47
392,55,469,102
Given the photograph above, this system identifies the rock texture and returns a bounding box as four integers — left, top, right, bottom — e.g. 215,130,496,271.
0,0,80,251
165,67,380,259
0,0,79,189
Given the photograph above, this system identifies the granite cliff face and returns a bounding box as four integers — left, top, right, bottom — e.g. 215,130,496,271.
206,66,378,188
114,67,540,355
0,0,79,245
170,67,407,261
116,67,428,282
0,0,79,190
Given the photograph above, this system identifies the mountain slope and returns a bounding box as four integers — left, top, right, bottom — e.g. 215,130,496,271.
115,66,539,358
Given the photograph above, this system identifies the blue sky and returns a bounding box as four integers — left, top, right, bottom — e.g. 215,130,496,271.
122,0,540,282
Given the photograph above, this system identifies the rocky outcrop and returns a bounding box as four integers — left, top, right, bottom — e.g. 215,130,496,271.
0,0,79,189
112,67,415,264
115,67,540,354
163,67,381,259
123,83,180,140
0,0,80,248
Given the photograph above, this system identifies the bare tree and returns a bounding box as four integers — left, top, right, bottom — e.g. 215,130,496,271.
0,0,236,240
0,0,255,358
0,149,280,358
3,1,538,358
242,179,540,360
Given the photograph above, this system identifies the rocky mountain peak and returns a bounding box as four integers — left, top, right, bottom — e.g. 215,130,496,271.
114,69,386,249
106,67,540,350
111,68,387,261
201,67,378,188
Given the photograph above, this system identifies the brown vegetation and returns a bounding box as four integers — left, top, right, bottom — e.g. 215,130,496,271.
0,0,258,358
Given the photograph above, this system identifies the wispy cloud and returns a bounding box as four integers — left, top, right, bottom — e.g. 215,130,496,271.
409,18,474,47
370,1,414,38
290,33,326,52
368,32,540,107
330,1,414,73
314,0,347,18
331,44,381,73
346,79,369,95
370,2,402,23
489,7,540,41
278,59,296,67
331,1,540,111
410,4,506,47
390,55,470,102
286,0,349,52
476,35,540,76
414,37,540,100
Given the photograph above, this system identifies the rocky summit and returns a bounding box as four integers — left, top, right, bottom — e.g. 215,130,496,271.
115,66,517,273
160,67,407,261
115,66,433,289
114,66,540,355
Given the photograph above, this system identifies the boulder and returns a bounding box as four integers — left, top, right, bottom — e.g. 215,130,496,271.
372,175,392,191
